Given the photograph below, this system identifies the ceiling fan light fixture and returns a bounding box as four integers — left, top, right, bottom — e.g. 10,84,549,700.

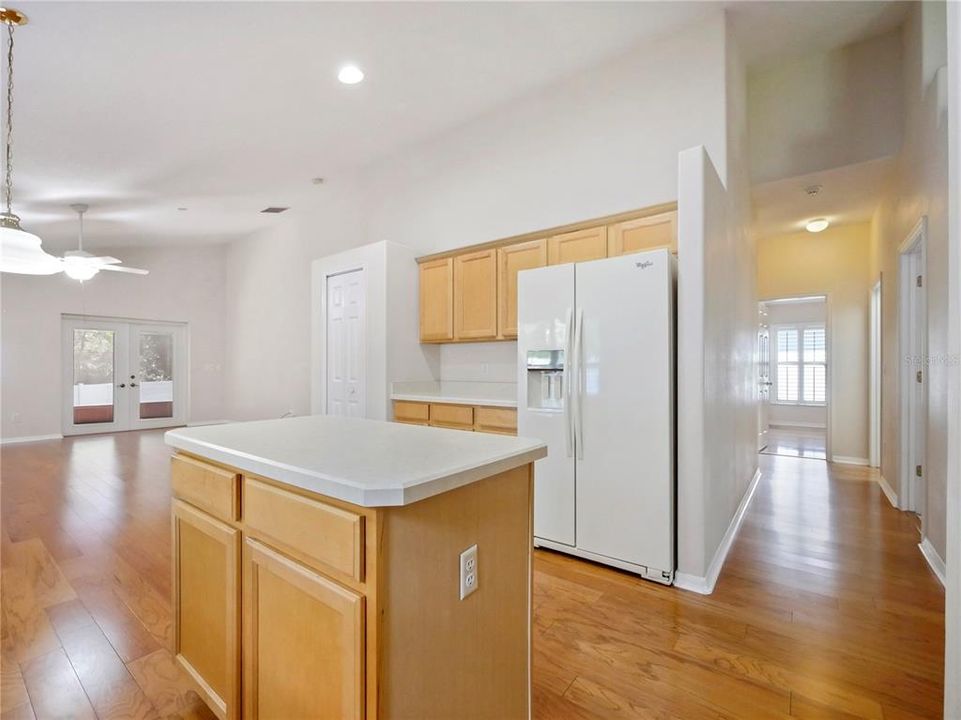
63,260,99,281
0,212,62,274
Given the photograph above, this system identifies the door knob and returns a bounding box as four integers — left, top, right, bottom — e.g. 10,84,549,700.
118,383,126,388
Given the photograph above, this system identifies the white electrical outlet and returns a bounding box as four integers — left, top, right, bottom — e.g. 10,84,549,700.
459,544,478,600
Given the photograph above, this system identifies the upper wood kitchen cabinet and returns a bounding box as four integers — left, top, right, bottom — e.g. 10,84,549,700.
497,239,547,338
453,249,498,340
608,210,678,256
419,257,453,342
547,226,608,265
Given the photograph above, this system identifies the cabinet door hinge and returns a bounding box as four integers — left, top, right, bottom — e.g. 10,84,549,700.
917,370,923,384
916,464,923,478
917,274,923,288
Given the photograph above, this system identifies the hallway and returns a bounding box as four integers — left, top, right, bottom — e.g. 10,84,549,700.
0,432,945,719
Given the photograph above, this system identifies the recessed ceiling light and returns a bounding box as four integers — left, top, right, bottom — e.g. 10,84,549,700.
806,218,830,233
338,64,364,85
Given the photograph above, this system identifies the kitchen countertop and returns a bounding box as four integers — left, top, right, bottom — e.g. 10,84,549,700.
390,381,518,408
165,415,544,507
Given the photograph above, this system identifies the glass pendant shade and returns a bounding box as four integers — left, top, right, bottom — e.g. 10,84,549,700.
0,214,62,275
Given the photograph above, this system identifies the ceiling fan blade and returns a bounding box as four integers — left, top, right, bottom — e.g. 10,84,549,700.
99,264,149,275
91,256,122,265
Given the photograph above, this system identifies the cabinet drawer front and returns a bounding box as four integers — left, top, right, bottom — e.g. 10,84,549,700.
243,478,365,582
172,454,240,522
393,400,429,424
429,403,474,429
474,407,517,435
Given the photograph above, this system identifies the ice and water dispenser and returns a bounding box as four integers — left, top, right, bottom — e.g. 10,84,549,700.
526,350,565,411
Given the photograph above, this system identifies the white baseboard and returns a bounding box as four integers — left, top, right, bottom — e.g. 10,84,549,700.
1,433,63,445
919,537,946,587
832,455,870,466
187,419,231,427
675,467,761,595
877,475,899,508
770,422,826,429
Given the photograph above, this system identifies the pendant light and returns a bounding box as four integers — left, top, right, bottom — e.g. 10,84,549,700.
0,8,60,275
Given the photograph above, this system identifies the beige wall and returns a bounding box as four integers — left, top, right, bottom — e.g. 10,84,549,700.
871,1,949,559
757,223,872,462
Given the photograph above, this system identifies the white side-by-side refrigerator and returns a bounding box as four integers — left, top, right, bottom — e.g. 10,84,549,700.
517,248,675,584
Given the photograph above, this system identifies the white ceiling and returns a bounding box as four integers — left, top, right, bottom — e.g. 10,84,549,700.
751,156,896,239
11,1,907,251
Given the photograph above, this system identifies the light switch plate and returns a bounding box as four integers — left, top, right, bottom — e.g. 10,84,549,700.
459,544,478,600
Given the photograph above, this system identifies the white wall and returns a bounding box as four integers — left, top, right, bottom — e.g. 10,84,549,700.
763,300,828,429
676,143,757,588
222,11,732,417
749,29,903,183
871,1,949,559
0,244,228,439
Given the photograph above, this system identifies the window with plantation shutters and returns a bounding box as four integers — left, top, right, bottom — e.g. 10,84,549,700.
773,324,826,406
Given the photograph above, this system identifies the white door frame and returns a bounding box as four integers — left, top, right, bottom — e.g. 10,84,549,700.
62,315,188,436
757,306,770,452
869,281,882,468
898,217,927,514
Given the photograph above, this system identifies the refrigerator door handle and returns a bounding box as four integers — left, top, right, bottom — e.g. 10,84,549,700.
573,307,584,460
564,308,574,458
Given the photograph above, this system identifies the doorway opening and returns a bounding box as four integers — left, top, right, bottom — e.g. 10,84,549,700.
898,218,927,516
61,315,188,436
758,296,828,460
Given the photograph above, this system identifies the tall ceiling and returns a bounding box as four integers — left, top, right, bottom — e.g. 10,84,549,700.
10,1,907,250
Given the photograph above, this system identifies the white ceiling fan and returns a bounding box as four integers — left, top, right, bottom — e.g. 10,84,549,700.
58,204,149,281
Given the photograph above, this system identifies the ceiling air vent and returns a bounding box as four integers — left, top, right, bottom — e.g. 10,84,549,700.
260,207,290,214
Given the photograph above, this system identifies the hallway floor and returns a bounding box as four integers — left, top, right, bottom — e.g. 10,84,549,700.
0,432,945,719
761,426,828,460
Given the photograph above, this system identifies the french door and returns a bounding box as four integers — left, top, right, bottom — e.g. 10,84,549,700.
62,316,187,436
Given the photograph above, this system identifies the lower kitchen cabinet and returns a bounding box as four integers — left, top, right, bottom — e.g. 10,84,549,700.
172,499,241,720
243,539,364,719
392,400,517,435
172,453,533,720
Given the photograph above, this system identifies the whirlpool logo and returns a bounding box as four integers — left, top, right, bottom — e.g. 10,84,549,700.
635,260,654,269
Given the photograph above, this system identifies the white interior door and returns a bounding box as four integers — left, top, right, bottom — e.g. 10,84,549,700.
326,269,367,417
62,317,187,436
900,233,927,515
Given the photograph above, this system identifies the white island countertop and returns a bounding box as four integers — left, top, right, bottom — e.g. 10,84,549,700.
390,381,518,408
165,415,545,508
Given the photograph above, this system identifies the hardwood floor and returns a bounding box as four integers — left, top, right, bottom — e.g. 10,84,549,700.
1,432,944,719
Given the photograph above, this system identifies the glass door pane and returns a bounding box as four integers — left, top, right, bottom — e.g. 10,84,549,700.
138,332,174,419
72,328,116,425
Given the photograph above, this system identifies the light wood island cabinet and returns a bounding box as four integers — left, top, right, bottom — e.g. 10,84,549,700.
168,416,542,720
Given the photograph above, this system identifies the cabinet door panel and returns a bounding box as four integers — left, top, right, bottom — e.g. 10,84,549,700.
419,258,453,342
547,226,607,265
608,211,677,256
453,250,497,340
244,539,365,720
497,239,547,338
172,500,240,720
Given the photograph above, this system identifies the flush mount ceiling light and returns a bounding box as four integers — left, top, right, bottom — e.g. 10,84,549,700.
805,218,830,233
0,8,61,275
337,64,364,85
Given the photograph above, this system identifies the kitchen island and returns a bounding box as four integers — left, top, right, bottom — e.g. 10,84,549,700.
165,416,546,720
